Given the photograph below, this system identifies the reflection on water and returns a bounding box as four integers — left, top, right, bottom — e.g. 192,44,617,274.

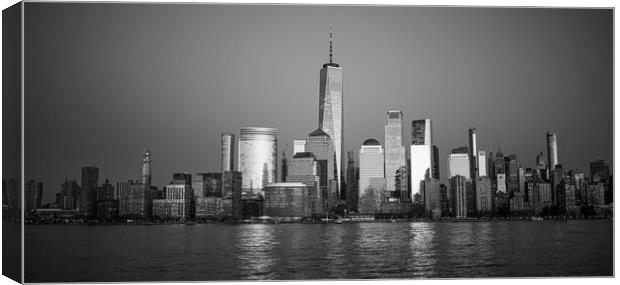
235,224,278,279
407,222,437,277
321,225,346,277
471,222,496,274
24,220,613,282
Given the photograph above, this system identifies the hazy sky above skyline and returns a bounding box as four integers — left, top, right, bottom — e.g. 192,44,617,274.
24,4,612,203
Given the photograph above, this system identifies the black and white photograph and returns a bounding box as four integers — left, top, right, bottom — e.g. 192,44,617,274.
1,0,615,283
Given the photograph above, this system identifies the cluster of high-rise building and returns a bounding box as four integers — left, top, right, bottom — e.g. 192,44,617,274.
4,30,613,222
429,130,612,218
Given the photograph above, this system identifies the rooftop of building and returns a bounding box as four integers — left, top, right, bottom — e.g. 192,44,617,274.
362,138,381,146
387,110,402,118
308,128,329,137
240,127,278,134
450,146,469,154
293,152,316,159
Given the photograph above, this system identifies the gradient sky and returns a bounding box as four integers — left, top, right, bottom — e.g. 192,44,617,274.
24,3,613,203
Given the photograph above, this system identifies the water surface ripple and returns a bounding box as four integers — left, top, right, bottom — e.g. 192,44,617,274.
24,220,613,282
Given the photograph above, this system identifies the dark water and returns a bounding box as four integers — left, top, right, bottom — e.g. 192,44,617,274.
25,220,613,282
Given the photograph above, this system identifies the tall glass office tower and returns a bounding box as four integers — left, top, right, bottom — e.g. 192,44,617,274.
546,131,558,170
384,110,407,198
410,119,433,200
448,147,471,179
468,128,478,179
80,165,99,218
318,28,343,197
478,150,487,177
359,139,385,196
141,149,151,186
221,133,235,172
238,127,278,194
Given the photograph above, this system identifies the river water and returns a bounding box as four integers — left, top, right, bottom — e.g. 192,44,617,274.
24,220,613,282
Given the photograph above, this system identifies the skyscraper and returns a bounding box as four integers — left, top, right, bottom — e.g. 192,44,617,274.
478,150,487,177
141,149,151,186
535,151,548,181
172,172,192,186
468,128,478,179
287,152,320,187
410,119,433,200
423,177,441,218
192,173,208,199
518,166,525,193
221,133,235,172
96,180,118,221
546,131,558,170
450,175,468,218
287,152,323,216
293,139,307,155
590,159,610,184
506,155,519,193
318,28,344,196
346,151,360,210
384,110,407,198
25,180,36,211
536,151,546,168
203,173,222,197
281,151,288,182
448,147,470,179
476,176,492,214
432,145,440,180
80,165,99,218
96,179,115,201
238,127,278,194
552,165,565,207
222,171,243,220
358,139,384,200
306,128,337,203
119,178,156,220
60,178,80,210
497,173,507,193
495,147,505,175
24,180,42,211
487,152,496,183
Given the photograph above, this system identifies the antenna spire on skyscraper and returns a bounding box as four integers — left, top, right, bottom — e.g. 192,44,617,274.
329,27,333,63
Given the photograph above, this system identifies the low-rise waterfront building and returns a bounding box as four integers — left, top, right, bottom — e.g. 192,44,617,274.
152,181,193,220
263,183,312,218
242,193,263,218
152,199,192,220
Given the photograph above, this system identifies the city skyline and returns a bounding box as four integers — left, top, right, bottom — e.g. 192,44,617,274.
23,4,612,203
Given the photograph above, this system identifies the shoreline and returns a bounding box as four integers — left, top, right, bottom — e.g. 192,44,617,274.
18,216,613,225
